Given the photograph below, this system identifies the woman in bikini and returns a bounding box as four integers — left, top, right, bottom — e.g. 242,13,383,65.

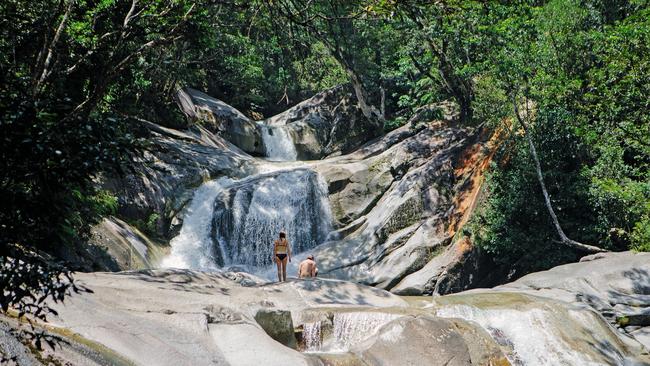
273,231,291,282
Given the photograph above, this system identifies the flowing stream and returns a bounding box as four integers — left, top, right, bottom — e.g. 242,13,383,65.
260,124,297,161
302,312,402,353
161,178,232,270
214,169,333,268
436,305,624,366
161,162,333,276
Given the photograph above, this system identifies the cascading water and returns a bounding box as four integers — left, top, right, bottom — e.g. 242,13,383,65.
332,312,401,351
260,124,297,161
436,305,623,366
302,312,402,353
161,169,333,274
302,322,322,351
161,178,232,270
213,169,333,269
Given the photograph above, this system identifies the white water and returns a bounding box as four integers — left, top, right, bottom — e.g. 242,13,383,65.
214,169,333,269
436,305,611,366
161,167,333,277
260,124,297,161
332,312,401,351
302,322,322,351
303,312,401,353
161,178,232,270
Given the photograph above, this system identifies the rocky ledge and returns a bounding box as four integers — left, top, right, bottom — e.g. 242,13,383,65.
1,251,648,365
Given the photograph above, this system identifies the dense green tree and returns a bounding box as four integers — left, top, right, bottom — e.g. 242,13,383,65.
468,0,650,271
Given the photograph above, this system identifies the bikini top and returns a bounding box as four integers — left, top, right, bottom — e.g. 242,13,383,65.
275,239,289,254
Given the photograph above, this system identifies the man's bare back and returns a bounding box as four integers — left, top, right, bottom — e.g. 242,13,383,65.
298,257,318,278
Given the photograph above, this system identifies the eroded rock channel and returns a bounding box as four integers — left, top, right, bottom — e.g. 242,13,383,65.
24,87,649,366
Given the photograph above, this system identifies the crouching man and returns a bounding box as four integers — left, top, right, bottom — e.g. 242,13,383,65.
298,255,318,279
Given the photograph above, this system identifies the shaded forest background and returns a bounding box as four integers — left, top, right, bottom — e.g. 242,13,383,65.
1,0,649,335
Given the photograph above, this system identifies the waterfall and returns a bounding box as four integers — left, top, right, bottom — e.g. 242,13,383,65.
302,312,401,353
214,169,333,269
436,305,622,366
302,322,322,351
260,124,297,161
331,312,401,352
161,178,231,270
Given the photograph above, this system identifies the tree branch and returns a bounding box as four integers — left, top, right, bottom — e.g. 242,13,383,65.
512,94,606,254
33,0,74,96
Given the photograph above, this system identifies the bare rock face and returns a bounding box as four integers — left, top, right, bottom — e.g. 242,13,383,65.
180,86,383,160
305,120,498,296
177,88,265,155
100,122,255,238
264,85,383,159
353,316,507,366
83,217,174,271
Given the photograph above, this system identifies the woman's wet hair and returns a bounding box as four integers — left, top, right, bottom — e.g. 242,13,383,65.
279,231,286,239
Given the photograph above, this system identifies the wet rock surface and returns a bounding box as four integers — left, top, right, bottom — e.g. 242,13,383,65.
10,256,647,365
212,169,332,268
498,251,650,352
254,309,297,349
264,85,383,159
91,87,494,294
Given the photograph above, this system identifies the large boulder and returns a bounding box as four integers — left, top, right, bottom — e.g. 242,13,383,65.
178,88,265,155
353,315,509,366
254,309,297,349
264,85,383,159
301,120,498,296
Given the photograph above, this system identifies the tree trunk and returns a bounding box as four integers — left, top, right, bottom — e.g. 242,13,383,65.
345,66,384,125
513,98,606,254
380,85,386,119
33,0,74,96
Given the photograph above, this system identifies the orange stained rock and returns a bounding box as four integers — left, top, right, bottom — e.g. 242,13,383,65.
447,127,507,240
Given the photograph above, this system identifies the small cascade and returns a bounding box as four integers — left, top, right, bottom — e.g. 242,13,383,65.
161,178,231,270
302,312,401,353
214,169,333,268
302,322,322,351
331,312,401,351
436,305,621,366
260,124,297,161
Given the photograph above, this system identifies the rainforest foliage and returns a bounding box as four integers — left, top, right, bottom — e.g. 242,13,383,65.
0,0,649,319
